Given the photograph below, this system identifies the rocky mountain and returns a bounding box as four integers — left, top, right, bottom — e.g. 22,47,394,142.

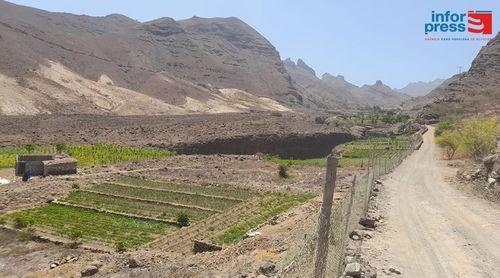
284,58,410,109
396,79,445,97
0,0,299,115
417,32,500,122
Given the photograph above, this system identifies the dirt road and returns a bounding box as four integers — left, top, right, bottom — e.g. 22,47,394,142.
364,126,500,277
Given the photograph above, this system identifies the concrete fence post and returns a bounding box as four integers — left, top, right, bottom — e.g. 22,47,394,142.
313,154,339,278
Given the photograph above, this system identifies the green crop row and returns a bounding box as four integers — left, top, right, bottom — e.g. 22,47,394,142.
116,177,257,200
63,190,216,222
0,204,174,248
90,183,241,211
0,143,175,169
216,193,315,245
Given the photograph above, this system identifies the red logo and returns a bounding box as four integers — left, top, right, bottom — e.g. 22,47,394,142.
468,11,493,34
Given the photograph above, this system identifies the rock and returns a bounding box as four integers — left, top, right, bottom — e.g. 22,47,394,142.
90,261,103,269
359,217,377,228
246,231,262,238
344,262,362,278
256,275,268,278
345,256,356,265
375,180,383,185
127,258,140,268
488,177,496,185
483,154,498,173
389,267,402,275
81,265,99,277
50,262,59,269
193,240,222,253
349,230,362,241
257,260,276,275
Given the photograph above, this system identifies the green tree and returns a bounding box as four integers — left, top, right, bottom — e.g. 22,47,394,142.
456,118,498,159
435,132,458,159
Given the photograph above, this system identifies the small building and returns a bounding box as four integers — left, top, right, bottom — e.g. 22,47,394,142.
15,155,77,177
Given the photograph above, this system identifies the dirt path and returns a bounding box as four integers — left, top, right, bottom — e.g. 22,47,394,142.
364,126,500,277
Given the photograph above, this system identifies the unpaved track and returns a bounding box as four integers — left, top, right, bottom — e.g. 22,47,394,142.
366,126,500,277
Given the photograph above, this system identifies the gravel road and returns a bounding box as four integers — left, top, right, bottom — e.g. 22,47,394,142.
364,126,500,277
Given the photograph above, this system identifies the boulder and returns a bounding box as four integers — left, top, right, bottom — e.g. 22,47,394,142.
127,258,140,268
193,240,222,253
81,265,98,277
359,217,377,228
257,260,276,275
344,262,362,278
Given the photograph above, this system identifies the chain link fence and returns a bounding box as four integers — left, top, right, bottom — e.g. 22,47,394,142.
278,132,423,277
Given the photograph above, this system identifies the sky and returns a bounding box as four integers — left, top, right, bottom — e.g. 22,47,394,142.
8,0,499,88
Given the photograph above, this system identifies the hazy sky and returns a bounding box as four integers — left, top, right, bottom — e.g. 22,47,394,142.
8,0,499,88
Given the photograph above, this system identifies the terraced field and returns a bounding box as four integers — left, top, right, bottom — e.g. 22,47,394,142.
1,177,312,251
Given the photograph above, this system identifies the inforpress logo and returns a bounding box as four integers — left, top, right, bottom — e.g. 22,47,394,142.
468,11,493,34
425,10,493,41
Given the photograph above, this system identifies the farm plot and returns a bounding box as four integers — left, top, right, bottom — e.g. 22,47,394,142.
262,135,412,169
0,204,172,249
0,177,262,250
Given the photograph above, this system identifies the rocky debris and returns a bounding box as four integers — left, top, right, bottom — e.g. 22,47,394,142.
193,240,222,253
257,260,276,276
488,177,497,186
388,267,402,275
127,257,140,268
49,255,79,269
359,217,377,229
245,231,262,238
81,265,99,277
344,262,362,278
349,230,363,241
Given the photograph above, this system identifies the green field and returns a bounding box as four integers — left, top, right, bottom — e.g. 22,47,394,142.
63,190,216,222
89,183,240,211
0,204,173,248
215,193,314,244
0,143,175,169
117,177,257,200
0,146,54,169
262,135,412,169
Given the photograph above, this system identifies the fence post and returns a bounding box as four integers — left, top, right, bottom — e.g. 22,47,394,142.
313,154,339,278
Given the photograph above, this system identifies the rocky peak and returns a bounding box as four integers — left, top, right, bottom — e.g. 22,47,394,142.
140,17,184,36
297,59,316,76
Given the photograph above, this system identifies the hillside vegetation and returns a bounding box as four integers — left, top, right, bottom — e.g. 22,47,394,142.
435,118,499,160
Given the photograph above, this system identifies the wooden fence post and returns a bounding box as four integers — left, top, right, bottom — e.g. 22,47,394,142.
313,154,339,278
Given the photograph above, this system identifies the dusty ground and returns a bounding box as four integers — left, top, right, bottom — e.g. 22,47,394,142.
0,153,357,277
362,127,500,277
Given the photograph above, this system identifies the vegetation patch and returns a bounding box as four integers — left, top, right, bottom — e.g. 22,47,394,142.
63,190,215,222
0,143,175,169
90,183,240,211
215,193,314,244
0,204,173,248
435,117,499,159
261,135,412,169
116,177,256,200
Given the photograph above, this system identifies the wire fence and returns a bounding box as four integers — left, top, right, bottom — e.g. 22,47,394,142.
278,132,423,277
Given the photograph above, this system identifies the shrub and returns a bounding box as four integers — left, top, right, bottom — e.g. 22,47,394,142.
18,227,36,242
71,183,80,189
55,141,67,153
68,229,82,240
13,216,32,229
176,212,190,227
456,118,498,159
278,164,289,178
435,131,458,159
115,241,127,252
435,120,455,137
24,143,35,153
271,112,282,117
314,116,327,125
